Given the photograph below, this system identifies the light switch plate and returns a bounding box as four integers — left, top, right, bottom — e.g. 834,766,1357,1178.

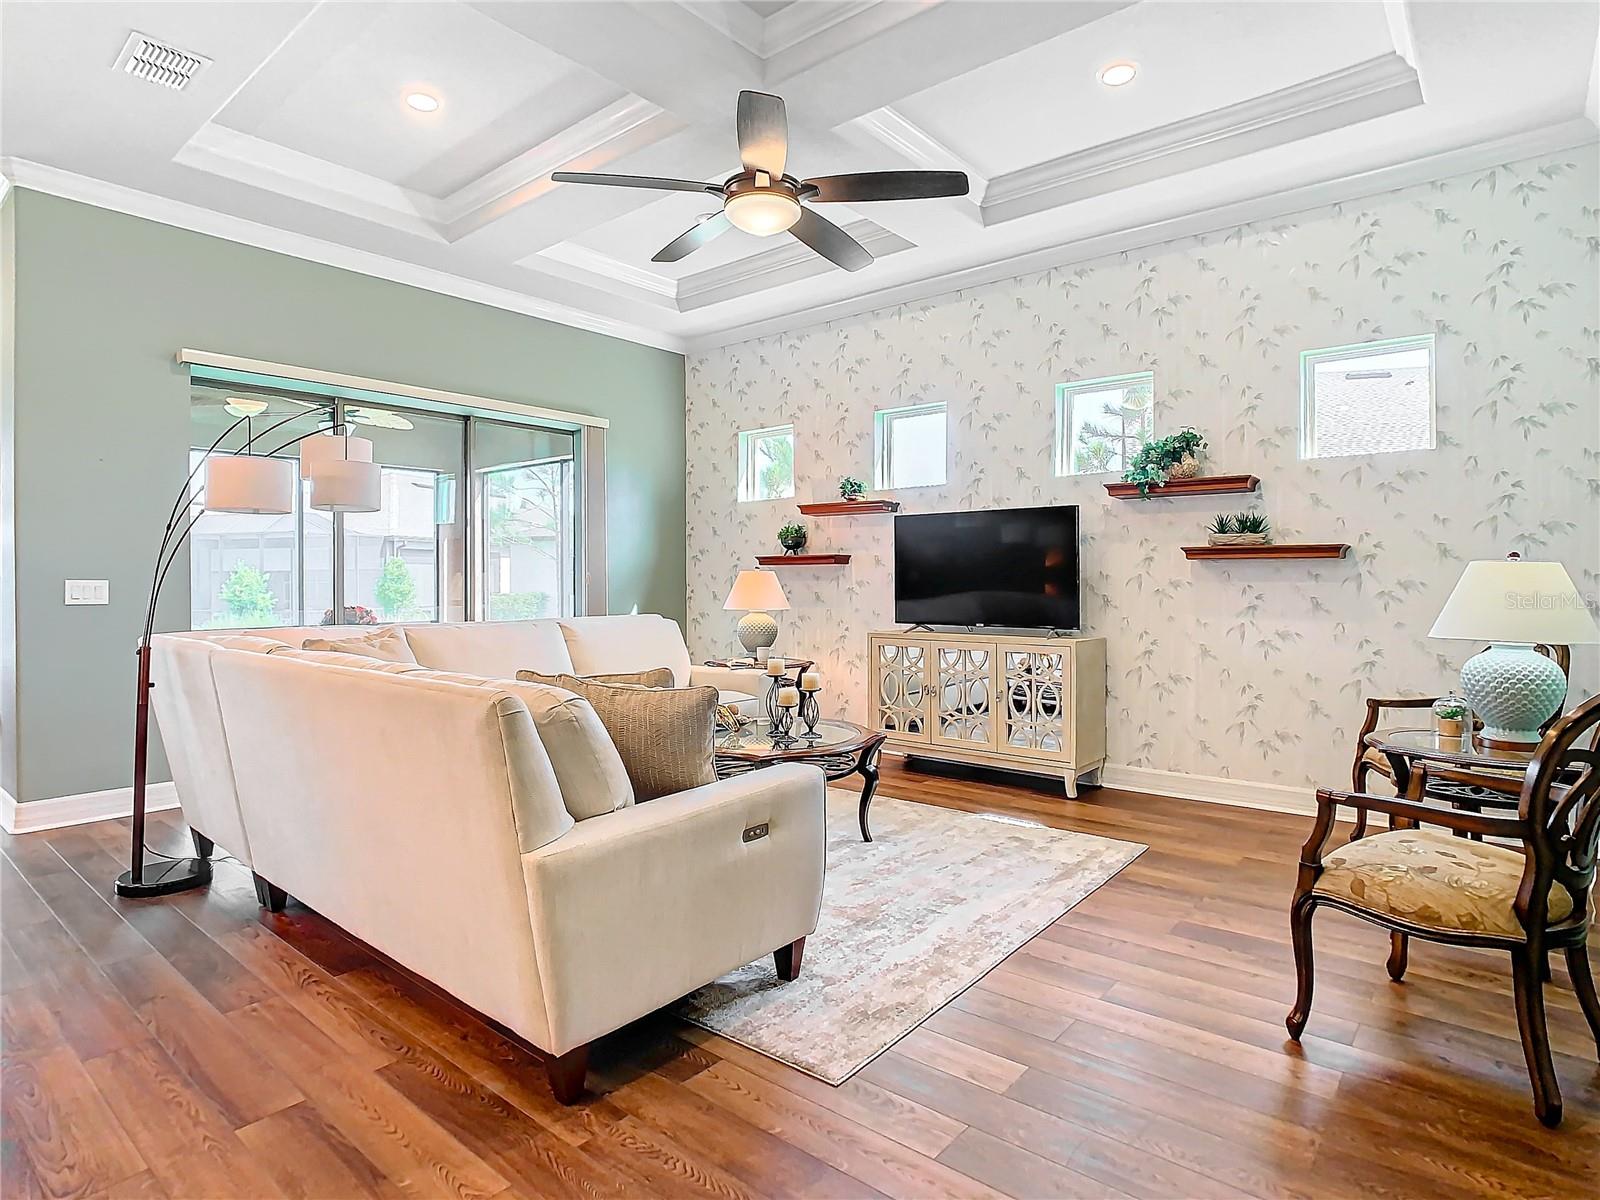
65,579,110,605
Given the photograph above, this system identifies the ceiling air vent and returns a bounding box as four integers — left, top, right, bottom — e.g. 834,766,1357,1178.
112,31,211,92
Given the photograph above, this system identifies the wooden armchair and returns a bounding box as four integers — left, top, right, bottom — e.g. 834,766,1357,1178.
1291,693,1600,1126
1350,644,1572,837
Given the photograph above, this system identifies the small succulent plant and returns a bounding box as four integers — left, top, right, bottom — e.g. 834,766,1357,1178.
838,476,867,500
1436,701,1469,721
1207,513,1237,535
1235,510,1270,535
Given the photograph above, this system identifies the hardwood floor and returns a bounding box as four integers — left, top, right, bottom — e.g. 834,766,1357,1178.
4,759,1597,1199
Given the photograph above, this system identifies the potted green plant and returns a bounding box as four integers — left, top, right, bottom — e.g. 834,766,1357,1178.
777,522,808,555
1122,429,1207,496
1434,698,1469,739
838,476,867,501
1206,510,1270,546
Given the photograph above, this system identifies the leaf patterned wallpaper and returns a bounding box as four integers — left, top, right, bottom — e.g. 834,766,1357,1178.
685,147,1600,791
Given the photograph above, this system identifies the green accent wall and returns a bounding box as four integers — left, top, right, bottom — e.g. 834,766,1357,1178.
2,189,686,804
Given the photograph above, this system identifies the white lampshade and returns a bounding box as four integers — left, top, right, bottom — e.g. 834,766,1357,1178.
1428,559,1600,644
723,568,790,612
204,455,295,514
298,431,373,480
309,458,382,513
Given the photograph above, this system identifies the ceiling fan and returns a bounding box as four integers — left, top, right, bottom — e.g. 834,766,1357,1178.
551,90,968,272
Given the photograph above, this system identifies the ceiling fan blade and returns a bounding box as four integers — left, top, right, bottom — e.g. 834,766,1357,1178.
802,170,970,203
736,90,787,178
551,172,721,194
651,213,733,263
789,207,872,272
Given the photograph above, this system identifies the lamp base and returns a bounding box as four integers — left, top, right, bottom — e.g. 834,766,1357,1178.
737,611,779,656
1459,643,1566,750
115,856,212,898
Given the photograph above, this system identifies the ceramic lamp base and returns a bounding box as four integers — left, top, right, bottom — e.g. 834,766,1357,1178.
1459,643,1566,748
737,611,779,656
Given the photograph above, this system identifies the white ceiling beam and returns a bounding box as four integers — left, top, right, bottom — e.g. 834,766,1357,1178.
766,1,1139,126
981,54,1424,226
469,1,761,124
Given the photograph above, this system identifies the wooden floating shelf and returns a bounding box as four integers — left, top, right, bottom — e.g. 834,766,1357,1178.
796,500,901,516
1181,543,1350,561
756,554,852,566
1105,474,1260,499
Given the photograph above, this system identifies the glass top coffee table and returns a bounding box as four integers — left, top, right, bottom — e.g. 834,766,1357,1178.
715,718,887,842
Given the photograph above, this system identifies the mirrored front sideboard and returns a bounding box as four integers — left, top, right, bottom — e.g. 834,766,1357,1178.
868,630,1107,796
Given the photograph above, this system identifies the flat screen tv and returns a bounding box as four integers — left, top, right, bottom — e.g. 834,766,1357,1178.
894,505,1080,630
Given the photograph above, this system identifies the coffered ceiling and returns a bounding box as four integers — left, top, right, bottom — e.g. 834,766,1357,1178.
3,2,1597,351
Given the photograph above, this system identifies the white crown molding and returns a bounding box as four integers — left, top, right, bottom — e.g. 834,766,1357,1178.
684,117,1599,351
670,0,768,56
762,0,883,57
1,780,179,835
174,125,447,242
535,241,680,303
439,97,682,242
1,157,686,353
982,54,1425,226
851,106,987,217
676,218,913,311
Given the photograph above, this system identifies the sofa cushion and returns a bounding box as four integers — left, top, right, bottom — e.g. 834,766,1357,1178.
520,666,675,689
559,615,694,687
525,673,717,802
300,627,416,663
404,622,573,679
269,649,425,675
409,669,633,821
208,634,292,654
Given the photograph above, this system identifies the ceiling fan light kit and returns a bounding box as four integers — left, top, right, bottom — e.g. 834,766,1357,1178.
552,90,969,272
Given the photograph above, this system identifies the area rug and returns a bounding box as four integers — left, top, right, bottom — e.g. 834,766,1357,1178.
675,789,1145,1084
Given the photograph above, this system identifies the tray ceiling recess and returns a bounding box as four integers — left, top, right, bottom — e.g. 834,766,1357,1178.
2,1,1595,350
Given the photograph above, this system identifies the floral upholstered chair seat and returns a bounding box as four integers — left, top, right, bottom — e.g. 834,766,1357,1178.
1313,829,1576,939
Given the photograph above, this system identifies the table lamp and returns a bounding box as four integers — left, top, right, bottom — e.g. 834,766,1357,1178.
723,568,790,657
1427,554,1599,748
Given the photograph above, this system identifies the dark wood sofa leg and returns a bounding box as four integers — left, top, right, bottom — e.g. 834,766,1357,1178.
191,830,214,860
546,1044,589,1105
774,936,806,982
252,873,288,912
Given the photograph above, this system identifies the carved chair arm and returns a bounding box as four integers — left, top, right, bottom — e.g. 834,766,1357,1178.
1298,787,1530,890
1357,695,1442,745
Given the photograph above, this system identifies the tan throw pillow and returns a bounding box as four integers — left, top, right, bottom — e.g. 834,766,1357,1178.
517,673,717,802
300,627,416,664
519,666,675,689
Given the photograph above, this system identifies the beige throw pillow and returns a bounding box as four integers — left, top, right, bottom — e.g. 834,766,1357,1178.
519,666,675,689
413,669,634,820
300,628,416,664
517,672,717,802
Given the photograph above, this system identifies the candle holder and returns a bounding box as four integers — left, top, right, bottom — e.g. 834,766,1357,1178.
799,688,821,738
764,674,790,725
770,702,797,743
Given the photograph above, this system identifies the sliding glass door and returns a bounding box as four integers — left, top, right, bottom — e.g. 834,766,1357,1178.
188,379,586,631
340,405,467,624
473,420,579,620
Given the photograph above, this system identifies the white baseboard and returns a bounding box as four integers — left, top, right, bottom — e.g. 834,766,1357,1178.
883,748,1315,817
0,782,180,834
1097,764,1315,817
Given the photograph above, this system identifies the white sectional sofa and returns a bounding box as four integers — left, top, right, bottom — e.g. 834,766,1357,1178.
149,615,824,1102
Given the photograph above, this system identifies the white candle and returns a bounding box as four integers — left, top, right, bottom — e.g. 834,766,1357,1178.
766,658,786,677
778,686,800,707
800,672,821,691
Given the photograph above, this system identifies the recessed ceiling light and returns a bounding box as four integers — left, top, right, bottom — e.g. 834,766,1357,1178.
405,91,440,113
1098,61,1138,87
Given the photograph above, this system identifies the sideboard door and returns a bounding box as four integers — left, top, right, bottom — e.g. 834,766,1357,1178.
930,641,998,750
872,639,931,743
1000,645,1073,763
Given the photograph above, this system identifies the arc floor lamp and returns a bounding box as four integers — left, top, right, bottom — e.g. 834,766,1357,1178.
117,405,381,897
